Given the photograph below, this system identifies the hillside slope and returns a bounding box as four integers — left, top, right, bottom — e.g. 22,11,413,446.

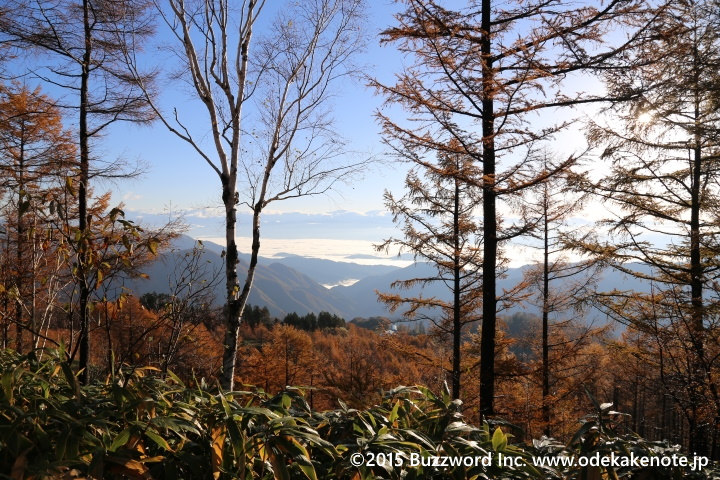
129,247,356,318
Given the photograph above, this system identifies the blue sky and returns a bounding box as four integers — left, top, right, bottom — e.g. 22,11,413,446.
101,1,416,263
10,0,603,266
104,0,603,266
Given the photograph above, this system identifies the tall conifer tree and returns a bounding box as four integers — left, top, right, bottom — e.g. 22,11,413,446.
0,0,157,383
372,0,644,416
572,0,720,455
0,84,75,350
377,142,483,400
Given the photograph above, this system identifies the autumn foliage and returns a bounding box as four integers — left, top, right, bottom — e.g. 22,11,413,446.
2,347,717,479
3,0,720,474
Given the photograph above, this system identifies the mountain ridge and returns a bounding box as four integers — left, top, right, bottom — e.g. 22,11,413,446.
128,235,653,323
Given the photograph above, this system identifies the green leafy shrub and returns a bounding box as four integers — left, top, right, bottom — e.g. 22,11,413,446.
0,348,333,479
529,388,719,480
1,349,717,479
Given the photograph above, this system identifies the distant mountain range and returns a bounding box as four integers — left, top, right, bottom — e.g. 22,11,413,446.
127,234,652,323
329,262,649,323
170,235,400,287
129,235,375,318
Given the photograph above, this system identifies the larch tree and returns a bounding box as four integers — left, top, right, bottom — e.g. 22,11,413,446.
376,142,483,401
516,154,605,435
571,0,720,456
137,0,367,390
0,83,76,351
0,0,158,383
372,0,645,416
45,187,177,373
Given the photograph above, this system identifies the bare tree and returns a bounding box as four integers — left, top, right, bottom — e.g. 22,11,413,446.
135,0,367,389
153,241,222,374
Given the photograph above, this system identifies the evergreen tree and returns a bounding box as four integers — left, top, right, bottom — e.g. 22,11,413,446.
283,312,301,329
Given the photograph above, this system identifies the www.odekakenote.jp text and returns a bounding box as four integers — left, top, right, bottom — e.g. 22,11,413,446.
349,451,710,472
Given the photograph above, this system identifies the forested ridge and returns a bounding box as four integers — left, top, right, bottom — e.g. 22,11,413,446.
2,0,720,478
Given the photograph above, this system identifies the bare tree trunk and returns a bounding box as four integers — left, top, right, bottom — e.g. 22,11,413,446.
77,0,92,385
219,175,242,389
14,135,25,352
541,188,550,436
30,216,37,348
479,0,497,418
688,43,706,454
2,230,8,350
452,174,461,400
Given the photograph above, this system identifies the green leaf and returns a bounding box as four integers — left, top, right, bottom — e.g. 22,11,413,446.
225,417,244,461
145,429,172,451
388,401,400,424
61,361,81,399
267,449,290,480
567,420,597,449
297,459,317,480
492,427,507,452
56,427,71,460
1,372,13,405
584,385,601,412
110,428,132,452
109,207,124,222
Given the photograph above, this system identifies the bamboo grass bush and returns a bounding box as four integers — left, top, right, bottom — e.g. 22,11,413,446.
1,349,716,479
